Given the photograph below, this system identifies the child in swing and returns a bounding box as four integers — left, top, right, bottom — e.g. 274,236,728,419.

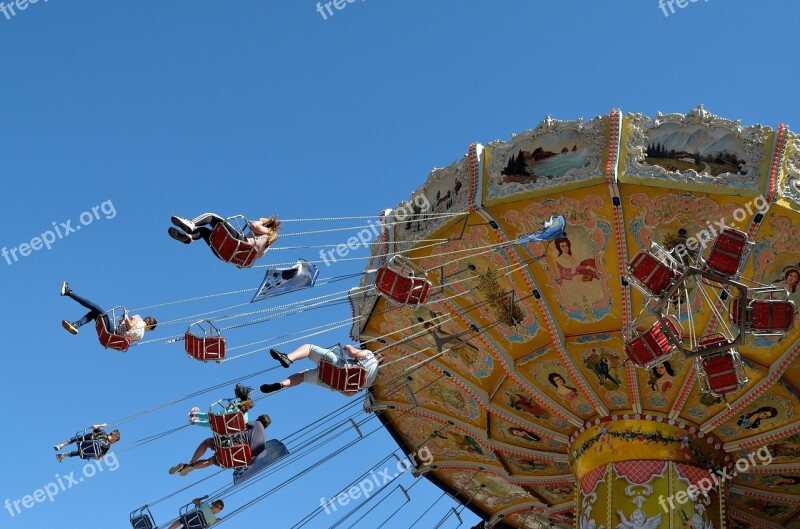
188,384,254,427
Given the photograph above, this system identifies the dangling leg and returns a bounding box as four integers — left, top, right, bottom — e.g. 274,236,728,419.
260,372,305,394
63,289,112,332
270,343,318,368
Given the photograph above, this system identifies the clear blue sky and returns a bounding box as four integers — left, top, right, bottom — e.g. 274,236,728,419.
1,1,798,528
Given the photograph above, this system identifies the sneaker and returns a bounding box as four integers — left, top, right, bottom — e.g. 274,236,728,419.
62,320,78,335
168,227,192,244
53,443,66,452
270,349,292,368
260,382,283,394
171,216,196,233
56,454,65,463
189,417,199,425
188,406,200,417
179,463,195,476
169,463,187,475
60,281,72,296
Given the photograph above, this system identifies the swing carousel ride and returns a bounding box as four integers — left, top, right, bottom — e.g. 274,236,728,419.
349,107,800,529
75,106,800,529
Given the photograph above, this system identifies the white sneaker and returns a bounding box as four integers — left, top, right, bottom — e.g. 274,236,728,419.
60,281,71,296
171,216,196,232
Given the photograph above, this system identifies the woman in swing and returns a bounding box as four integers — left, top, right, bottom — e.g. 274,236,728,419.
168,213,281,262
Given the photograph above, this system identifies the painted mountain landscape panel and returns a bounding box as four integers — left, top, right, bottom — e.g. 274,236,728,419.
643,122,747,177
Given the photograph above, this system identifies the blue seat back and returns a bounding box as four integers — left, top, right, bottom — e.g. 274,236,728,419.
130,514,154,529
233,439,289,485
78,440,102,460
179,510,208,529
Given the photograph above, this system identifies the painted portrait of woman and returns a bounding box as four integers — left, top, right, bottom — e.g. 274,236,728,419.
508,426,542,443
546,236,603,306
772,266,800,315
547,372,579,401
737,406,778,430
649,361,676,393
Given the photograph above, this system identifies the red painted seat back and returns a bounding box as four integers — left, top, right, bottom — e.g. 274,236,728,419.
730,298,795,333
700,353,740,396
317,360,368,392
208,411,246,435
95,317,132,352
209,224,258,268
624,317,681,368
214,443,252,469
628,250,677,297
375,267,431,305
185,332,226,362
706,228,748,277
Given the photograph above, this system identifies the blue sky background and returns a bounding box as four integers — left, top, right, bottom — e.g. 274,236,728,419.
1,1,798,528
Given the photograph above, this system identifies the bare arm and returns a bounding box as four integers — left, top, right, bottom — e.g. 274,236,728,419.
344,344,370,359
192,495,208,506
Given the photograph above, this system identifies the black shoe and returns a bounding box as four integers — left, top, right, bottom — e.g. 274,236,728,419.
168,227,192,244
270,349,292,368
260,383,282,394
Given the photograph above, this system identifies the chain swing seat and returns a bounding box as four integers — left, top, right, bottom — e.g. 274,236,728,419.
95,306,132,352
185,321,226,363
627,245,680,299
208,215,259,269
375,256,432,305
730,296,795,335
317,345,369,393
130,506,156,529
694,334,748,397
71,427,105,460
207,399,252,469
701,227,752,279
177,502,213,529
623,316,683,369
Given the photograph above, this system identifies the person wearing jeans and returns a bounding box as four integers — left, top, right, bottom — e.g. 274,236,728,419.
54,423,119,462
167,213,281,260
60,281,157,341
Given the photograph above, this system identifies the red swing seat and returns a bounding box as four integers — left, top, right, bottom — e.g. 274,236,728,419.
209,216,258,269
730,297,795,335
214,443,252,469
208,410,247,435
375,256,432,305
318,359,368,393
624,316,682,368
695,334,748,397
627,249,679,298
704,228,750,278
185,321,226,363
95,306,132,352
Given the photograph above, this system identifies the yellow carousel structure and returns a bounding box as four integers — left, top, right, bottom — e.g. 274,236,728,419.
348,107,800,529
